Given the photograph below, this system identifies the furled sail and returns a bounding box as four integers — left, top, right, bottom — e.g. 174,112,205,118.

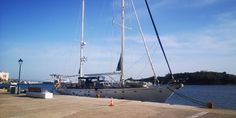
116,55,121,71
78,68,81,74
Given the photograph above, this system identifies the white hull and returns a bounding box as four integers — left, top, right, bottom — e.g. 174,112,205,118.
26,91,53,99
57,84,180,103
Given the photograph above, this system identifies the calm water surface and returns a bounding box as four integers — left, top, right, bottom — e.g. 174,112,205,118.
166,85,236,110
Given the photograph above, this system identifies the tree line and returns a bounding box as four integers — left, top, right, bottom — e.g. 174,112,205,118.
137,71,236,85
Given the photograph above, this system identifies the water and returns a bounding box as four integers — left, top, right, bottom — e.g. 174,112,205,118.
19,83,54,92
166,85,236,110
2,84,236,110
0,83,54,92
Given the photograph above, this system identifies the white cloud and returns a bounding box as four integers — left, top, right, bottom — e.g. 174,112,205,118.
216,10,236,22
186,11,236,54
164,10,236,74
0,42,81,80
123,8,236,75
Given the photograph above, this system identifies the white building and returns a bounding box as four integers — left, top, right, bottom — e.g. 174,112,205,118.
0,72,9,82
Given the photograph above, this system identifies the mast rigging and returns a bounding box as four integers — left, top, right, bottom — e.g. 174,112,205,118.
144,0,174,80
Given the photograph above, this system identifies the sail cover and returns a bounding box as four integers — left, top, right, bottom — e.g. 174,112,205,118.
116,55,121,71
78,68,81,74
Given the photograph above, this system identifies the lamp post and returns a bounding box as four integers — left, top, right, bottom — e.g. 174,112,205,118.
17,59,23,94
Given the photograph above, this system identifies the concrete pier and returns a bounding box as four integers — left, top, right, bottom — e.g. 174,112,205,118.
0,93,235,118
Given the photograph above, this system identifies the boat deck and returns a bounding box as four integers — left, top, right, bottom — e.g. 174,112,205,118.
0,92,235,118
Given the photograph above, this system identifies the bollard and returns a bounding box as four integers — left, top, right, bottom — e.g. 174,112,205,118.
207,101,213,109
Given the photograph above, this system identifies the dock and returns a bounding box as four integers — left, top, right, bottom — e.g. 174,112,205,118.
0,93,235,118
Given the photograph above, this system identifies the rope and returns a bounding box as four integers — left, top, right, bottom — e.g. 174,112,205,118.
167,87,209,107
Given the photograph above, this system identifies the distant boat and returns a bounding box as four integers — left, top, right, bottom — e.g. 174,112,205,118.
10,82,17,86
52,0,183,103
27,81,42,84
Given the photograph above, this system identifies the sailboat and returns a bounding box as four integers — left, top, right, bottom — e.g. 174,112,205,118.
52,0,183,103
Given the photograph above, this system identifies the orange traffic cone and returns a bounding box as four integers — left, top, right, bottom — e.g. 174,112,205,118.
108,98,114,106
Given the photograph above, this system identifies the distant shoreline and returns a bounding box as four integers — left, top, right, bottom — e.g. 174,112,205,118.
137,71,236,85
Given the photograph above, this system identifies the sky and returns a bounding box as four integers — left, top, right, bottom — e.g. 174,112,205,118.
1,0,236,81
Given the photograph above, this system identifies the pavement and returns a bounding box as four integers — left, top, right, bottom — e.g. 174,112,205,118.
0,92,235,118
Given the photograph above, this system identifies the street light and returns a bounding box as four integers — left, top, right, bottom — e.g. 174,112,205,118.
17,59,23,94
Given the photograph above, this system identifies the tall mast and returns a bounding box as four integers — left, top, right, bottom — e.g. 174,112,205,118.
120,0,125,87
79,0,86,77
